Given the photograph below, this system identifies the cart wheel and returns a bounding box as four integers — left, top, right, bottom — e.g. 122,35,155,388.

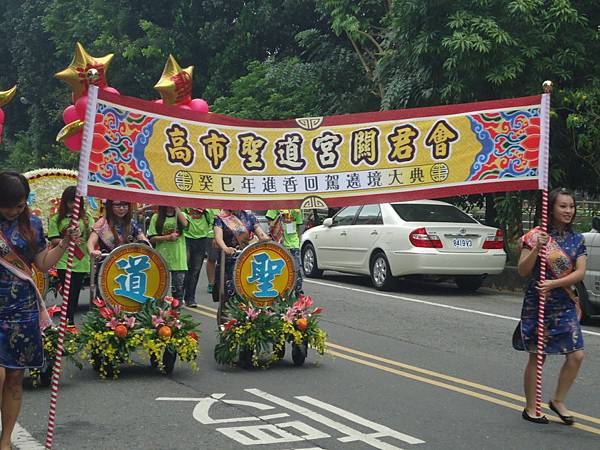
274,344,285,360
162,347,177,375
238,347,253,369
40,360,53,387
149,353,158,368
291,340,308,366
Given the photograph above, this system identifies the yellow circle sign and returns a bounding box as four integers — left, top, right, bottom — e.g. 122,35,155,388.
98,243,170,312
233,242,296,306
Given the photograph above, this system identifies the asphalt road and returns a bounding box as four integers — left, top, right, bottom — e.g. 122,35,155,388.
17,270,600,450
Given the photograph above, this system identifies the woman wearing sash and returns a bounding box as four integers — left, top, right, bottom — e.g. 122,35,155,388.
87,200,149,258
48,186,93,326
212,210,269,312
0,172,79,450
515,188,587,425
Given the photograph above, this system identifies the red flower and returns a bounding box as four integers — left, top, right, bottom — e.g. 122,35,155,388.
224,319,237,331
168,309,179,318
171,298,180,308
311,307,323,316
92,297,106,308
99,307,113,319
188,331,198,341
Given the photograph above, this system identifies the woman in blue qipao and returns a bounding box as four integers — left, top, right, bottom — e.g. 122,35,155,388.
0,172,79,449
514,188,587,425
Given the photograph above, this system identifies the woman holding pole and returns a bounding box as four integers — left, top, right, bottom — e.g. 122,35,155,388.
0,172,79,449
514,188,587,424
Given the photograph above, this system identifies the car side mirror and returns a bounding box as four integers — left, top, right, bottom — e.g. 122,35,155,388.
592,216,600,232
323,218,333,228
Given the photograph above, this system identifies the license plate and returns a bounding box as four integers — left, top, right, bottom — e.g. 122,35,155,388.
452,238,473,248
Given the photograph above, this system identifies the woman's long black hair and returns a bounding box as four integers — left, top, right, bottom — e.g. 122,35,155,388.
104,199,133,244
0,171,37,252
57,186,88,238
155,206,185,235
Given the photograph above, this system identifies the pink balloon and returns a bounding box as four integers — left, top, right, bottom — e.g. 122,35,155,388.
153,99,164,104
63,105,80,124
0,108,4,123
64,133,82,151
102,87,120,95
189,98,209,113
75,96,88,116
179,104,192,110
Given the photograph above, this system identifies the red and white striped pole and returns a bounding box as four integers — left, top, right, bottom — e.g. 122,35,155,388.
534,81,552,417
45,86,98,449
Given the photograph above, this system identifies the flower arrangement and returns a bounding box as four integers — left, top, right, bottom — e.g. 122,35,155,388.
29,305,82,387
214,294,326,368
79,298,143,379
78,296,200,378
136,296,200,372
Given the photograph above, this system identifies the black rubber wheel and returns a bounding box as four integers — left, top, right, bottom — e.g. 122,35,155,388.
238,347,253,369
575,281,593,325
302,243,323,278
162,347,177,375
291,340,308,366
455,275,484,292
370,251,395,291
149,353,158,368
40,360,53,387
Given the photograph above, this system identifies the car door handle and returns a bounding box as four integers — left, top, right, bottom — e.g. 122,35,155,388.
340,231,347,236
370,230,378,235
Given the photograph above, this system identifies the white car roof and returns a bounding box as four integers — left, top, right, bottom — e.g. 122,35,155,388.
387,199,452,206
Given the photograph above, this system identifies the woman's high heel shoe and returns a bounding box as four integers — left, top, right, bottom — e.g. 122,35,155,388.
522,409,549,424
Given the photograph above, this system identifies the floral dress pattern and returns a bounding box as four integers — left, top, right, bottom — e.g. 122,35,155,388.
0,215,47,368
513,228,587,354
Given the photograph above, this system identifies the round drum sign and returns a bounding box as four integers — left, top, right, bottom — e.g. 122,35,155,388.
98,243,170,312
233,242,296,306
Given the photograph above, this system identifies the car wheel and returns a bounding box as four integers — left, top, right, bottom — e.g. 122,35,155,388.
575,281,593,325
370,251,395,291
455,275,484,292
302,243,323,278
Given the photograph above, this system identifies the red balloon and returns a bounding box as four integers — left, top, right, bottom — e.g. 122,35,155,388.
102,87,120,95
0,108,5,123
63,105,80,124
64,133,82,151
189,98,209,113
75,96,88,116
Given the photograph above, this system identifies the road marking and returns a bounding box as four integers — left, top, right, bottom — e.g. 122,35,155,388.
186,304,600,433
303,279,600,337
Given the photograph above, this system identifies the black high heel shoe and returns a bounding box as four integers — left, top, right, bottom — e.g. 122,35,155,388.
548,400,575,425
522,409,549,424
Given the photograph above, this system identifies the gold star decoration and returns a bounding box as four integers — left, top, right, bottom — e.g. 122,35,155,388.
55,42,114,99
0,85,16,107
154,54,193,105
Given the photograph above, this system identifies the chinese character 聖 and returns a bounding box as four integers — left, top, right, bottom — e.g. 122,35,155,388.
247,252,285,298
237,133,267,171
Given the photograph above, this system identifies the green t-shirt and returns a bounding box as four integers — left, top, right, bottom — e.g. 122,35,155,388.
47,211,93,272
147,213,188,271
266,209,303,249
183,208,217,239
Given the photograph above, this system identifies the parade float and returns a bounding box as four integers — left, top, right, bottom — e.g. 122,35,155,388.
79,243,200,379
213,242,326,368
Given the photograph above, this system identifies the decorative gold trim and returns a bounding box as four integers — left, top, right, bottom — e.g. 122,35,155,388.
300,195,328,210
295,117,323,130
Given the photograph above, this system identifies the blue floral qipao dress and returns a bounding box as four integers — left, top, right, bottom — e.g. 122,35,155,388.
513,227,586,354
0,215,47,368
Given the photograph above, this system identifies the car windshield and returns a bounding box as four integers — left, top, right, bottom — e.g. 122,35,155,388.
391,203,477,223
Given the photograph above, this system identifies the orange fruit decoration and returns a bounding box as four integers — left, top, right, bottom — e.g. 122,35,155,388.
114,324,128,338
295,318,308,331
158,325,172,339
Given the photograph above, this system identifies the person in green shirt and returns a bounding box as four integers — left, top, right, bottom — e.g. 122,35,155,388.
47,186,93,326
182,208,216,306
266,209,304,294
147,206,189,302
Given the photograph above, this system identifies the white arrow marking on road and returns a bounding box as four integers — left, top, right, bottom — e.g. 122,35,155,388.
304,279,600,337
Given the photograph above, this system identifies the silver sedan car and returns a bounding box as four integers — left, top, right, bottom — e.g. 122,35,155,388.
301,200,506,291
